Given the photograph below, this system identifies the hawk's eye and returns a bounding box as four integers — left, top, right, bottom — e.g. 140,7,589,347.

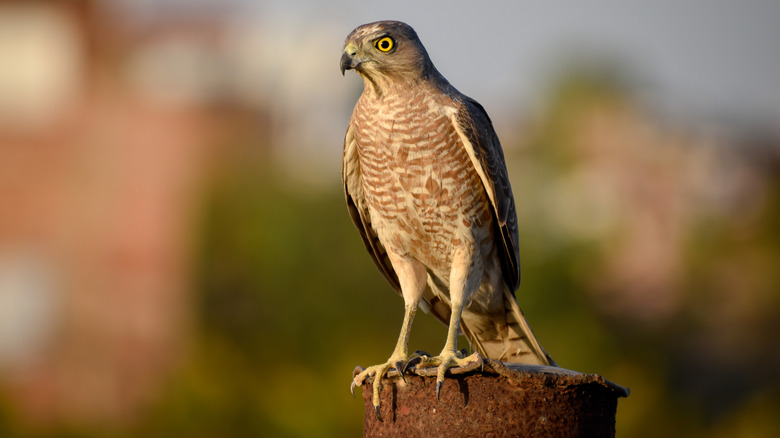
374,36,395,53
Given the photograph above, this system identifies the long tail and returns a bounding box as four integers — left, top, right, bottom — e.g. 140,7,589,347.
461,285,556,366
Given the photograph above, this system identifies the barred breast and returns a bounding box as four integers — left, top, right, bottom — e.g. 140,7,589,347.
351,84,493,274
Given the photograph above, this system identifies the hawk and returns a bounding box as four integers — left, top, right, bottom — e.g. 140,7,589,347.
341,21,554,415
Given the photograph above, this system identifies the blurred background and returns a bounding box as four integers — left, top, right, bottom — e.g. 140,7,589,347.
0,0,779,436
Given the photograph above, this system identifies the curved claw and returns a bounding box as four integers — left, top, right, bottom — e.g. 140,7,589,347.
435,380,443,402
404,350,432,374
352,358,406,416
412,350,432,359
403,355,422,374
394,360,407,383
350,366,366,398
374,404,383,422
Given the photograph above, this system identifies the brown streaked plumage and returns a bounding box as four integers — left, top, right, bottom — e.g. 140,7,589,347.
341,20,554,415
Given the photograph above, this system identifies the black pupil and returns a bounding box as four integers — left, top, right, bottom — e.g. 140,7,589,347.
381,39,390,49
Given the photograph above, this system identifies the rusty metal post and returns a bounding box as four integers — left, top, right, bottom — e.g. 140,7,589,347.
357,359,629,437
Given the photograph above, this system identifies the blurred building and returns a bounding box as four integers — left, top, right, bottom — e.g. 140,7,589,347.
0,0,349,426
0,0,240,424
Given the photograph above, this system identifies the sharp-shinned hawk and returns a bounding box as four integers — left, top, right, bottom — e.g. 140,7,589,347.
341,21,555,415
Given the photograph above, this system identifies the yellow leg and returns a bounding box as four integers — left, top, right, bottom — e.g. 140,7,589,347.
351,302,417,420
417,298,482,400
417,246,483,400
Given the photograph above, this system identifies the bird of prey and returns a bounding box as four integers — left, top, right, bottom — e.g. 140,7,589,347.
341,20,554,414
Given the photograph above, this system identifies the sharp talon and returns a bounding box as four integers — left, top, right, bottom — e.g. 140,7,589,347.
394,360,407,383
374,405,383,422
435,380,443,402
404,355,422,373
352,366,364,378
350,380,357,398
413,350,430,357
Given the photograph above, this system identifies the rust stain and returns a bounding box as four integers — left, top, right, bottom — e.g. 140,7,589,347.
358,359,628,438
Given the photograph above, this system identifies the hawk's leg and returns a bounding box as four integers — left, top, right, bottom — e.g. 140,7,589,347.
351,253,427,420
351,302,417,420
416,245,483,400
415,297,483,400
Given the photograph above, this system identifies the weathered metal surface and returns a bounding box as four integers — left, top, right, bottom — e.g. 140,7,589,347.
357,359,629,438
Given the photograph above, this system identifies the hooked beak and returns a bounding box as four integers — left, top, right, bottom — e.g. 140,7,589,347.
340,51,353,76
340,43,362,76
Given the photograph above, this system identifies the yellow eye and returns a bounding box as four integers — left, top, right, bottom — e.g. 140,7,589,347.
374,36,395,53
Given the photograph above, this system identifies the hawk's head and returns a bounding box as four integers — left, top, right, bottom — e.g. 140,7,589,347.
340,21,436,85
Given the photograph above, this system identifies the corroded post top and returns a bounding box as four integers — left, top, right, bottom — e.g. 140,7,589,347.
357,358,629,437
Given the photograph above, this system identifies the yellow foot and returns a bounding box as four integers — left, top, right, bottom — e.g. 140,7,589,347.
415,350,483,401
350,355,411,421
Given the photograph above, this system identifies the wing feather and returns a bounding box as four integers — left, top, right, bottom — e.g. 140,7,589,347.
451,97,521,291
